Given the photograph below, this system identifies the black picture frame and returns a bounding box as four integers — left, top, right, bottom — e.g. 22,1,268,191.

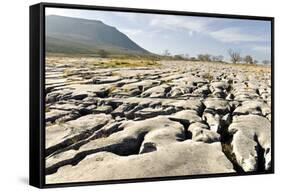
30,2,275,188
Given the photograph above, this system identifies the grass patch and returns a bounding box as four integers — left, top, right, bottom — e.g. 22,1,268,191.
111,71,120,76
108,86,117,94
96,59,159,68
55,119,66,125
45,106,50,113
202,72,214,82
161,79,173,84
63,69,74,77
123,88,130,93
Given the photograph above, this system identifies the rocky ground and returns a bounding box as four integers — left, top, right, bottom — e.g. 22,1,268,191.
45,57,272,184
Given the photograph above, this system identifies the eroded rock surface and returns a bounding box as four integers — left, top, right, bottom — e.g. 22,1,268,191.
46,141,234,183
45,58,272,183
229,115,271,171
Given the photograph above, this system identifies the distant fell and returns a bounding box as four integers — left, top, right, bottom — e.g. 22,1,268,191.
46,15,150,56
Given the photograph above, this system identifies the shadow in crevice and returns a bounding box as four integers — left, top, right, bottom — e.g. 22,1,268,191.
46,131,148,176
254,134,266,172
219,116,245,173
168,118,192,140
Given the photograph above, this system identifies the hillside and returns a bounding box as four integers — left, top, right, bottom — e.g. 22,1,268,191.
46,15,150,56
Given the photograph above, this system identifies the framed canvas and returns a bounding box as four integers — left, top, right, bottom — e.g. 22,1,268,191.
29,2,274,188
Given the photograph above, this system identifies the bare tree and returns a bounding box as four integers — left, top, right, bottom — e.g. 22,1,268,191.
197,54,204,61
212,55,224,62
163,49,171,56
244,55,254,64
184,53,190,60
190,57,197,61
174,54,184,60
254,60,258,64
228,49,241,63
197,54,211,62
262,60,270,65
218,55,224,62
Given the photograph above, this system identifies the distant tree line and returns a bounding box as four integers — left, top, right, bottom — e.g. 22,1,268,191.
163,50,224,62
197,54,224,62
162,48,271,65
227,49,270,65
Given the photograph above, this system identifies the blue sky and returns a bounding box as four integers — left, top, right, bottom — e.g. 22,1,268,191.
46,8,271,62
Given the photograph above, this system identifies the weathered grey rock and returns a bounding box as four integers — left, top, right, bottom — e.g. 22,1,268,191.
46,109,70,123
203,98,231,114
138,118,186,153
93,76,122,84
121,80,159,94
169,87,184,97
56,111,81,123
139,142,157,153
229,115,271,171
108,97,204,114
45,58,271,180
160,73,183,82
193,85,211,95
189,122,209,129
210,81,230,91
46,141,234,183
70,93,88,100
70,84,112,98
212,89,227,98
46,84,110,103
162,99,204,114
203,111,221,132
188,122,220,143
266,114,271,121
111,103,136,117
134,107,167,119
46,90,71,103
49,103,82,111
46,114,112,156
232,83,259,101
169,110,202,124
92,105,113,114
115,78,139,87
45,117,184,172
226,93,234,100
233,100,271,116
141,84,171,98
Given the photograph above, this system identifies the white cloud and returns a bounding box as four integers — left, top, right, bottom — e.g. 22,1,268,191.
118,28,143,36
46,8,80,17
112,12,138,22
148,16,268,44
188,30,194,37
149,15,212,33
252,45,271,52
209,27,266,43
